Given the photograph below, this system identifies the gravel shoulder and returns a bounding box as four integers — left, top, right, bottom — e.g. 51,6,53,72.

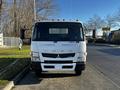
13,64,119,90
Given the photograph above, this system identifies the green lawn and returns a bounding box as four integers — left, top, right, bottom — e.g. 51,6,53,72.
0,80,9,86
0,45,30,70
0,45,30,58
0,45,30,87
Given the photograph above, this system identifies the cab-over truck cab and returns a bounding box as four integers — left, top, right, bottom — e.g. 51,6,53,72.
31,20,87,75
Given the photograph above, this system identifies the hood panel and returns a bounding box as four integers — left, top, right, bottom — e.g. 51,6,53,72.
31,41,86,53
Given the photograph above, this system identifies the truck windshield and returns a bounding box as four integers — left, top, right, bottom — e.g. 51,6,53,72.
32,22,84,41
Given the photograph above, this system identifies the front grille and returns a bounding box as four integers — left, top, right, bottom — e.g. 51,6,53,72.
42,53,75,58
62,66,73,69
59,53,75,58
44,60,73,64
42,53,57,58
44,66,54,68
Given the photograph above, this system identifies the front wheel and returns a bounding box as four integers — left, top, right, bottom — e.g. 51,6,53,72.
35,70,42,76
75,70,82,75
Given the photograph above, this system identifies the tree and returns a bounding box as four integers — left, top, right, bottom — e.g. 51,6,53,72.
111,8,120,27
36,0,57,19
86,15,105,30
17,0,56,27
105,8,120,28
0,0,2,9
83,23,92,34
84,15,105,35
85,15,105,43
2,0,57,36
115,8,120,22
105,15,117,28
0,0,7,33
0,0,2,32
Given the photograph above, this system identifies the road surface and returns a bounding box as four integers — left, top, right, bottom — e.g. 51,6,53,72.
13,44,120,90
88,44,120,88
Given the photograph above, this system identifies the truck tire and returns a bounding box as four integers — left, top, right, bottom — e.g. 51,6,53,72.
35,70,42,76
75,70,82,75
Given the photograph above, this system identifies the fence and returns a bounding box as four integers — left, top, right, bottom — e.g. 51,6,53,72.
3,37,19,47
0,33,3,46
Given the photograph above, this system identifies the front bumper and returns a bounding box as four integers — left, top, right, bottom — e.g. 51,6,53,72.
75,62,85,71
31,61,85,71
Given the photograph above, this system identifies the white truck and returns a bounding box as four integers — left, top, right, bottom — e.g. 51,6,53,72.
31,20,87,76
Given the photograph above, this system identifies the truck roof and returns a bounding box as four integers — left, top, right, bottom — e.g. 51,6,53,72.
35,19,82,24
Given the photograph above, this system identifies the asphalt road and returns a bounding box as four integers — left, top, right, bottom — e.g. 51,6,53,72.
87,44,120,88
13,44,120,90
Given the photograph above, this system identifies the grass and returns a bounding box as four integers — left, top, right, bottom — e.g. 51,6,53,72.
0,45,30,58
0,80,9,86
0,45,30,70
0,45,30,87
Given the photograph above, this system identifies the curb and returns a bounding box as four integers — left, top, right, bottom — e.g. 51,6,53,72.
2,81,14,90
97,44,120,48
88,43,120,47
107,44,120,47
2,66,30,90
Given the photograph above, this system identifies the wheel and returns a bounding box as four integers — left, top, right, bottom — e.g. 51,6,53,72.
75,70,82,75
35,70,42,76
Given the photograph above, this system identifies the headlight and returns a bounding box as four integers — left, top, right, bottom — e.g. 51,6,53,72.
31,51,40,61
32,52,39,57
77,53,86,62
77,57,84,62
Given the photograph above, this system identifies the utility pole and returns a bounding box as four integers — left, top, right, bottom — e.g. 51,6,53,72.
92,29,96,43
0,0,2,9
34,0,36,22
0,0,2,32
13,0,17,36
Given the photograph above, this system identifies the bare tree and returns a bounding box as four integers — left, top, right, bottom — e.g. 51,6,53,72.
83,23,92,34
84,15,105,35
105,8,120,28
3,0,57,36
84,15,105,43
0,0,2,10
86,15,105,30
115,8,120,22
0,0,8,33
105,15,118,28
17,0,57,36
0,0,3,32
36,0,57,19
111,8,120,28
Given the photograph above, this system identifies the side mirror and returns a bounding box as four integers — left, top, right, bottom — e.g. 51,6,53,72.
83,33,86,40
84,34,87,44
